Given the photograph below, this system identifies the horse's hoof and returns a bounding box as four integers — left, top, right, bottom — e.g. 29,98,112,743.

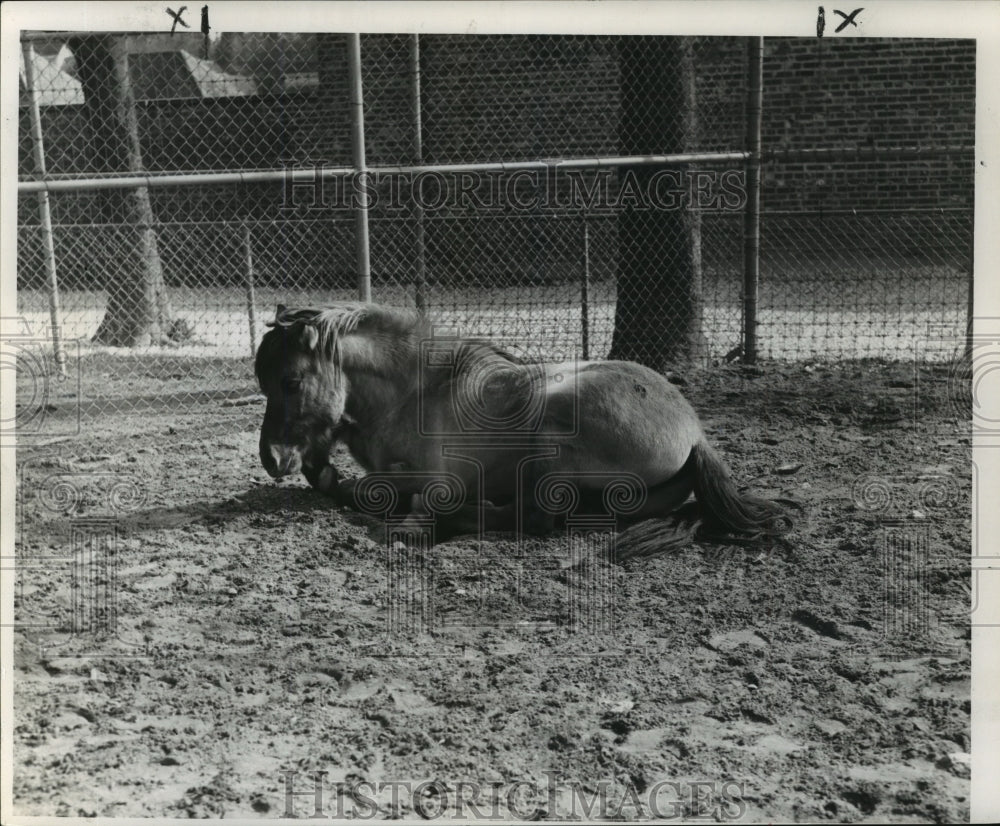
318,465,338,494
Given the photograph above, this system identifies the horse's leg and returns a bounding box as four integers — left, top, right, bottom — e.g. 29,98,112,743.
447,500,516,537
414,452,556,537
319,474,420,525
621,468,696,523
311,472,359,505
517,457,560,536
395,499,517,542
515,456,692,535
315,465,341,495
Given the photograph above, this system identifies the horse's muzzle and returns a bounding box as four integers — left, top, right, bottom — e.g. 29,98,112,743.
262,444,302,478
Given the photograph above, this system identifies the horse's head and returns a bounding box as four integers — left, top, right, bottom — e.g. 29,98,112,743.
254,305,354,485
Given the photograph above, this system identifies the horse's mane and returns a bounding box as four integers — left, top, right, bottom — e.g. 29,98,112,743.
255,302,523,387
255,302,394,383
279,302,425,353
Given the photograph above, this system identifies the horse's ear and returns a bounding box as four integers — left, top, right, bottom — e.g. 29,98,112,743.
300,324,320,351
266,304,288,328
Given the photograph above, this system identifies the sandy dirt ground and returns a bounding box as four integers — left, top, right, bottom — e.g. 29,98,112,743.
11,360,970,822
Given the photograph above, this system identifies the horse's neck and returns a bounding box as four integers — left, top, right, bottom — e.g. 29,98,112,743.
343,371,411,423
339,336,420,433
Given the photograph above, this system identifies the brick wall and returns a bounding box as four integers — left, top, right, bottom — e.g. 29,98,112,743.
761,37,975,211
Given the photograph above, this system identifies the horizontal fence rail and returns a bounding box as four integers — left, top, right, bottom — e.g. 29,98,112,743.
17,146,972,194
18,152,756,194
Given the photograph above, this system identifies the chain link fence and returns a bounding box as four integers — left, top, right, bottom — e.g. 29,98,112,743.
14,33,974,415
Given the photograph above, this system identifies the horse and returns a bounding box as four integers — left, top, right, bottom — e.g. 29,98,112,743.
254,302,791,551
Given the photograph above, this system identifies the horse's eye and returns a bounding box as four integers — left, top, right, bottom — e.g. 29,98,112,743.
281,377,302,395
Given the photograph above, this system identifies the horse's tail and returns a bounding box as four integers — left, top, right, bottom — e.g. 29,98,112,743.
690,441,791,538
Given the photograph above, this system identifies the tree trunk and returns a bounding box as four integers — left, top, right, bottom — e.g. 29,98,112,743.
608,37,704,371
71,35,178,347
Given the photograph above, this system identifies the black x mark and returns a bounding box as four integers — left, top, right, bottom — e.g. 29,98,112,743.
833,8,863,32
166,6,190,34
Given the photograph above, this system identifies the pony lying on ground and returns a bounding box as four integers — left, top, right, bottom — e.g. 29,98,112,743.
254,302,792,554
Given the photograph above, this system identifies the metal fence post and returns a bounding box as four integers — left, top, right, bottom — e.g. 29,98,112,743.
242,222,258,358
581,215,590,361
21,39,66,376
410,34,429,312
347,33,372,303
742,36,764,365
966,218,974,357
